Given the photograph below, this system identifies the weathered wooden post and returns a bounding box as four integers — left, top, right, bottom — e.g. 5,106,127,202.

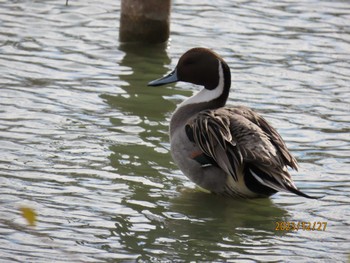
119,0,171,43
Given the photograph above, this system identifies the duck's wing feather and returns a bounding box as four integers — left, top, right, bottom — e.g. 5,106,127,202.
226,105,298,170
185,109,242,181
185,106,316,198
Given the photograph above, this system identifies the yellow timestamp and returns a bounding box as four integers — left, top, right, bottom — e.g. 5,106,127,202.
275,221,327,231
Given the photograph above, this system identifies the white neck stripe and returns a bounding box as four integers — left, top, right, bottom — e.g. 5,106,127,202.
178,61,225,107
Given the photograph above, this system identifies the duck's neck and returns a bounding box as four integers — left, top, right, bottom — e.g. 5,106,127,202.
170,61,231,136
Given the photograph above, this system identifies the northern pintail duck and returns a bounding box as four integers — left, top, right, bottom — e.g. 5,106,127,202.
148,47,316,199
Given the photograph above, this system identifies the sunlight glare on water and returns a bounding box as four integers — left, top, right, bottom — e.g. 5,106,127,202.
0,0,349,262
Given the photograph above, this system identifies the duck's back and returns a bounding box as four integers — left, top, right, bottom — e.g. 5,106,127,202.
170,104,307,198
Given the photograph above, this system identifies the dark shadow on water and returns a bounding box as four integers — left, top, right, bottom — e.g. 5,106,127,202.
102,42,178,185
101,42,174,120
168,189,290,236
107,188,291,262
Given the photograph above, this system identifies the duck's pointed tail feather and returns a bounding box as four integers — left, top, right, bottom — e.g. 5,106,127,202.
284,184,322,199
247,165,322,199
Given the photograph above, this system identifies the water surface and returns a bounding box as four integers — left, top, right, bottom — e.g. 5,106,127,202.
0,0,349,262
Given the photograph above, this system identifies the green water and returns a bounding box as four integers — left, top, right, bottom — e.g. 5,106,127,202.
0,0,349,262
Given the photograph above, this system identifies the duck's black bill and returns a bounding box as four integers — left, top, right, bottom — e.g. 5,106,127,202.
148,69,178,86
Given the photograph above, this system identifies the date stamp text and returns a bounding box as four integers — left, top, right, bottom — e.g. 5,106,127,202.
275,221,327,231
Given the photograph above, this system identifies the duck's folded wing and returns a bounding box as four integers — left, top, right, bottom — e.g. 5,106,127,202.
185,108,316,198
185,110,242,181
227,109,318,198
226,105,298,170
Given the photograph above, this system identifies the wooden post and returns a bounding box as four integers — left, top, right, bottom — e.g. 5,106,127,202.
119,0,171,43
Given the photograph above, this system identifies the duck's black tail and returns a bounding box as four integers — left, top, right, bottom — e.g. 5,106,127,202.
284,184,321,199
245,165,322,199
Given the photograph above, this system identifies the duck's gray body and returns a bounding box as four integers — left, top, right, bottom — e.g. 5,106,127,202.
149,47,316,199
170,104,232,194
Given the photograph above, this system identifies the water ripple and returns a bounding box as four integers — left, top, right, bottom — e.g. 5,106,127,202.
1,0,349,262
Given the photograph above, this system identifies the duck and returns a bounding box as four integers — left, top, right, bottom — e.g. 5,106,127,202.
148,47,317,199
